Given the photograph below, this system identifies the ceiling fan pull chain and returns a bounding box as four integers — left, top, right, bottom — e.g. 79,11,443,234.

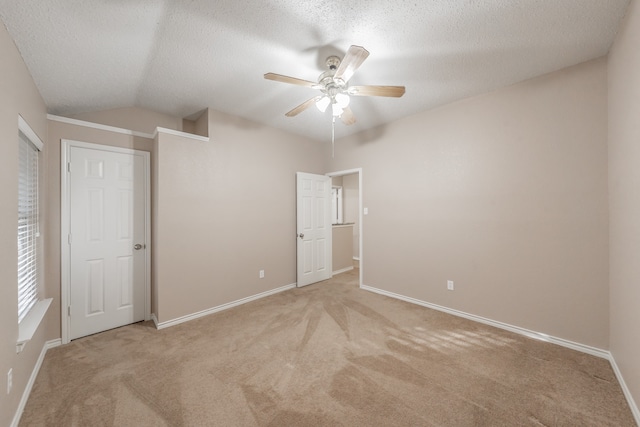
332,116,336,158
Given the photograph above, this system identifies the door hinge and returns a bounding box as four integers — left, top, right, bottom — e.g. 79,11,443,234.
67,162,71,173
68,233,72,244
67,306,71,317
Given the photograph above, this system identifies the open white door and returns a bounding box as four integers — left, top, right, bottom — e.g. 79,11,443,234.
296,172,332,287
66,144,148,340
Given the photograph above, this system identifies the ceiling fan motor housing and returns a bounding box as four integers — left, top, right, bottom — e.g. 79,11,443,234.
325,55,341,70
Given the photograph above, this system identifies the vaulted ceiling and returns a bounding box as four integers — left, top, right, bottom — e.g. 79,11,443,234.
0,0,631,141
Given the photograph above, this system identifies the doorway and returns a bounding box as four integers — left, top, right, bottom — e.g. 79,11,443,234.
61,140,151,343
326,168,363,288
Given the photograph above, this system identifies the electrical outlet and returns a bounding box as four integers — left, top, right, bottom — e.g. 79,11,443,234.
447,280,454,291
7,369,12,394
259,270,265,279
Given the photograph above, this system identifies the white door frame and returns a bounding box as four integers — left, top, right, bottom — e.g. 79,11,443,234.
60,139,151,344
326,168,363,288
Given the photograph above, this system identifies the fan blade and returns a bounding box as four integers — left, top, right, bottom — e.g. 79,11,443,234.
340,106,356,125
348,85,406,97
285,96,322,117
264,73,318,88
334,45,370,83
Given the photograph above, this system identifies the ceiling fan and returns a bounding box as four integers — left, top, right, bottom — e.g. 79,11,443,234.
264,45,406,126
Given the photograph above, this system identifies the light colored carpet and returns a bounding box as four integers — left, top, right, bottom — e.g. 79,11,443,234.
20,270,635,426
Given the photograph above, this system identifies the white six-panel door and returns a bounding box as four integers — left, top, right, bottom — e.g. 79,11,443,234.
296,172,332,287
68,145,147,339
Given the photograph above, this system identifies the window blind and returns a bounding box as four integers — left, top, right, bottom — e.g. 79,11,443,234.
17,131,40,322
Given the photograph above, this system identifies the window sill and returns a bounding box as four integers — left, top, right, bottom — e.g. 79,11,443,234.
17,298,52,353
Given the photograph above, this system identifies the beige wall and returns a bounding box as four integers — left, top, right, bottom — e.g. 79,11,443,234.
0,23,55,427
182,109,210,137
48,106,325,328
328,58,609,349
193,109,209,137
608,0,640,412
153,109,324,323
70,106,184,134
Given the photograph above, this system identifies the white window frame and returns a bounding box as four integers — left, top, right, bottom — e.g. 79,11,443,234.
17,115,51,353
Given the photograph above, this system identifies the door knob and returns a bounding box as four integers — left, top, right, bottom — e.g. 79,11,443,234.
298,233,304,239
134,244,143,250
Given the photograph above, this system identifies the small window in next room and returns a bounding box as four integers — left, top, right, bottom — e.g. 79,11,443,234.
331,186,343,225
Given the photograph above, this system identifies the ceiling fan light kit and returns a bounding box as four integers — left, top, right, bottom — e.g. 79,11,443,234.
316,96,330,112
334,93,350,109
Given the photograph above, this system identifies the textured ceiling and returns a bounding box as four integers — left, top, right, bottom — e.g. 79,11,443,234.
0,0,631,141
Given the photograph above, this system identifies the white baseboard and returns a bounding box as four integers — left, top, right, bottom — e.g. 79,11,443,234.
11,338,61,427
360,284,609,359
609,353,640,425
155,283,296,329
333,266,354,275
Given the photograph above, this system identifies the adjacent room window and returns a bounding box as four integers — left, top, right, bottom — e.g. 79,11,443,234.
17,127,42,323
331,186,343,225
